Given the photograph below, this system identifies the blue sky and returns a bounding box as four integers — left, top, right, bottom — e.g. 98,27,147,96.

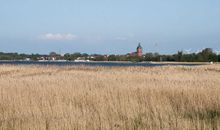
0,0,220,54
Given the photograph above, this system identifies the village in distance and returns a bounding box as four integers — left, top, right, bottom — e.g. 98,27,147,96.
0,43,219,63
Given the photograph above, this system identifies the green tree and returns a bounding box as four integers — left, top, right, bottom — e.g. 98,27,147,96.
108,55,117,61
64,53,71,60
218,55,220,62
199,48,218,62
175,51,183,62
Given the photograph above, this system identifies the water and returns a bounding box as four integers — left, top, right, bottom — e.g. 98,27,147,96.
0,61,202,67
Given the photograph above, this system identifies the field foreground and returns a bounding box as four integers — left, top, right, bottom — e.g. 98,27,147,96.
0,65,220,130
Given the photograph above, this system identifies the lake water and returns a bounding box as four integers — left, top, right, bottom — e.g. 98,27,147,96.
0,61,202,67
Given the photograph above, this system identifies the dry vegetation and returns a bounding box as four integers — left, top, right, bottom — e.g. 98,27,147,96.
0,64,220,130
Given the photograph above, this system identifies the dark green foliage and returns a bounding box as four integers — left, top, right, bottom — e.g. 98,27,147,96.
218,55,220,62
0,52,25,60
93,55,107,61
144,53,161,61
196,48,218,62
63,52,89,61
126,55,144,62
108,55,117,61
143,48,219,62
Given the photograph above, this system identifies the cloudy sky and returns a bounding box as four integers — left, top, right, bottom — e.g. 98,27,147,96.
0,0,220,54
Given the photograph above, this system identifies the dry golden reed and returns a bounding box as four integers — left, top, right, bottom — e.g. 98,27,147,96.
0,64,220,130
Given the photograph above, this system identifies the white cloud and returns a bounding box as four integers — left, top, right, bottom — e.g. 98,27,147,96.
40,33,78,40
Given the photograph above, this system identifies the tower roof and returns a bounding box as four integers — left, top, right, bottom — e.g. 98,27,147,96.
137,43,142,49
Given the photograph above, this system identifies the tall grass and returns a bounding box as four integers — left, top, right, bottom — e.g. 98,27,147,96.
0,64,219,130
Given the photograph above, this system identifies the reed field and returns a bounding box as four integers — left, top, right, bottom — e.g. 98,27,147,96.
0,64,219,130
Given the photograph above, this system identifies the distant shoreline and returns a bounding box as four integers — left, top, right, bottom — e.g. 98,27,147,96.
152,61,214,65
0,60,214,67
0,60,216,64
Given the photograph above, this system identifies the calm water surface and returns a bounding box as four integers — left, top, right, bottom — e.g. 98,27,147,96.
0,61,202,67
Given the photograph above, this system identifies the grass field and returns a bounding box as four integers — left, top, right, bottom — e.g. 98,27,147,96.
0,64,219,130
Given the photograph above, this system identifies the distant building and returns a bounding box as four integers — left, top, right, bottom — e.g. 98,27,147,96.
136,43,143,57
129,43,143,57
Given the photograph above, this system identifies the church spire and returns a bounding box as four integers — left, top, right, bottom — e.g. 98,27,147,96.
137,43,142,49
137,43,143,56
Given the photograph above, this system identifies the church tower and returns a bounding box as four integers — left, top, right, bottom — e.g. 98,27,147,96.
136,43,143,57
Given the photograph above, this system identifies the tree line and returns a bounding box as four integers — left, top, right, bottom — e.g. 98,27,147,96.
0,48,219,62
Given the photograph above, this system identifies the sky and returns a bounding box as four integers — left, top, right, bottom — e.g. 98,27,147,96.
0,0,220,54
